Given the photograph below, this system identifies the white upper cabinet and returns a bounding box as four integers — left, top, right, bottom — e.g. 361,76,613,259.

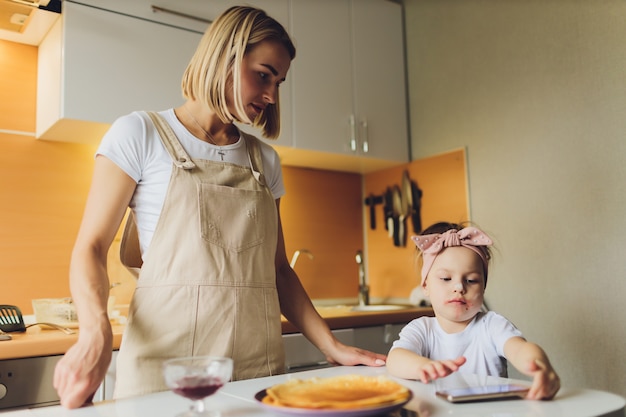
36,0,405,172
288,0,409,163
37,0,292,144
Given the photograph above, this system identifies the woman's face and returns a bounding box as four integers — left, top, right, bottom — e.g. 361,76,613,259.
229,40,292,123
422,246,486,333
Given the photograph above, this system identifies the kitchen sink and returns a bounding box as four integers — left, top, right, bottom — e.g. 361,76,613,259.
350,304,414,312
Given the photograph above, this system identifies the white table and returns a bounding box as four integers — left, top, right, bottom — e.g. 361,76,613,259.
6,366,625,417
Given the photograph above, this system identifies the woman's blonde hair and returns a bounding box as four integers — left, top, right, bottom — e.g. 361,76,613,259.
181,6,295,139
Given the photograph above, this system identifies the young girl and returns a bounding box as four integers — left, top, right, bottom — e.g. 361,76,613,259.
386,222,560,400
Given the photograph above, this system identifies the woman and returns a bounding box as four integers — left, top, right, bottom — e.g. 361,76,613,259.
53,6,385,409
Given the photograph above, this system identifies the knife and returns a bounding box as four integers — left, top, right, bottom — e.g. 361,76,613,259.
392,185,403,247
364,194,383,230
410,180,423,233
400,171,413,246
383,187,394,237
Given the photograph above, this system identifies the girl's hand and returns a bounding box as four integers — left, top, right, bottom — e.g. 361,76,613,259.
417,356,466,384
526,359,560,400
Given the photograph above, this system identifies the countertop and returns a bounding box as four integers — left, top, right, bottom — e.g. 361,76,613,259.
0,306,433,360
4,365,624,417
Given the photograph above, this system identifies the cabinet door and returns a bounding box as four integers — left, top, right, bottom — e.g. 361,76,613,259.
37,1,202,142
68,0,215,33
283,329,354,372
0,355,61,409
352,0,409,162
93,350,119,402
289,0,409,162
290,0,354,155
62,2,203,124
353,324,405,355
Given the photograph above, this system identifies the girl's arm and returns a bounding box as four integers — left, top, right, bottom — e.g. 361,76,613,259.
387,348,466,382
504,336,561,400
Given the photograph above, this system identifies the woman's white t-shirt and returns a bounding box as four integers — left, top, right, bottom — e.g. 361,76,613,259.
96,109,285,256
390,311,524,377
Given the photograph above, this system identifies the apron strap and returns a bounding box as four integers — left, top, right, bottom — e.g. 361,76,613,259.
146,111,196,170
120,111,196,276
241,131,266,186
119,210,142,277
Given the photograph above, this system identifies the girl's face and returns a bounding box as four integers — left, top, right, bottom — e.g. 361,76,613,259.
422,246,486,333
229,39,291,123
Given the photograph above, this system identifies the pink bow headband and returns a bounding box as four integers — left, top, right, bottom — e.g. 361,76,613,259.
411,227,493,286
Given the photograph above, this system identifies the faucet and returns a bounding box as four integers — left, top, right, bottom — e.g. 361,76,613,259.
290,249,314,269
356,250,369,306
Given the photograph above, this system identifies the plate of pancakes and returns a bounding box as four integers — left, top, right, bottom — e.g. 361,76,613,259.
255,374,412,417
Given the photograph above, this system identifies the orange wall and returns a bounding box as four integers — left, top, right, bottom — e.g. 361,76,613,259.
281,167,363,299
0,40,36,132
0,40,363,314
364,149,469,300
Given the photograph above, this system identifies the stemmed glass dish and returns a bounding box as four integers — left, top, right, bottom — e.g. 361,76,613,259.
163,356,233,417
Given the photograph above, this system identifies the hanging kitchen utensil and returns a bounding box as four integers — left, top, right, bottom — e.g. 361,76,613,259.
0,304,75,335
400,171,413,246
410,180,423,233
391,185,403,247
0,305,26,333
364,194,383,230
383,187,394,235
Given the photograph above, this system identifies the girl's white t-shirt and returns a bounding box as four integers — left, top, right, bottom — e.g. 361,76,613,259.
96,109,285,256
390,311,524,377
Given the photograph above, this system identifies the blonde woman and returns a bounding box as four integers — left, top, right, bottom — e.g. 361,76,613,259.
53,6,385,409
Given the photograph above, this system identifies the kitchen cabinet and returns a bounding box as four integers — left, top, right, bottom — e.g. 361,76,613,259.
353,323,406,355
282,324,408,373
0,351,120,410
281,329,355,372
37,0,292,145
0,355,61,410
288,0,409,163
93,350,119,402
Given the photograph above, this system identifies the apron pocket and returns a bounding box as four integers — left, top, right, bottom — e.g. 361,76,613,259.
198,183,266,252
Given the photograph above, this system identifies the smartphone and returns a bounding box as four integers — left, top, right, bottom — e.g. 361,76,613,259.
436,384,530,403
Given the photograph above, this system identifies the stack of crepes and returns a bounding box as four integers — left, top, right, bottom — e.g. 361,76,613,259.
262,374,410,409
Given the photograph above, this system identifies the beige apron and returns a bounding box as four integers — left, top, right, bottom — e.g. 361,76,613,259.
114,112,284,399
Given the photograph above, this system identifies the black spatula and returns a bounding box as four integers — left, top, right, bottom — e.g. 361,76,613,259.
0,305,26,333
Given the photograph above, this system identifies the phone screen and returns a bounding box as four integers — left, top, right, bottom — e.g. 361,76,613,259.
436,384,530,403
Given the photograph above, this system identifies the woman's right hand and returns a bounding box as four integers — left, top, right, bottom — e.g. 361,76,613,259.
53,328,113,409
53,155,135,408
53,326,113,408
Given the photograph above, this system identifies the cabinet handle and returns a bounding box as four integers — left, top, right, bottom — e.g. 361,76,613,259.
349,115,357,152
360,118,369,153
383,324,394,344
286,361,330,372
151,5,213,25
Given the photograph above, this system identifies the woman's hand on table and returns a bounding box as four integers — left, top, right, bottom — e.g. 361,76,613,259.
321,340,387,367
53,328,113,409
